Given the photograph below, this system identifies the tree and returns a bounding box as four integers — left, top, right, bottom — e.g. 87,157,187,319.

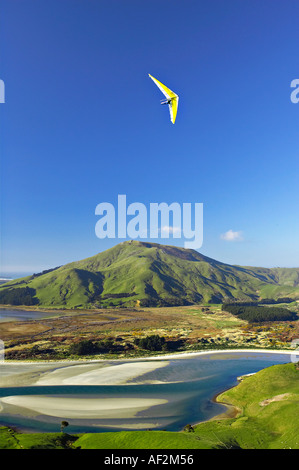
69,340,98,355
134,335,166,351
61,421,69,433
183,424,194,433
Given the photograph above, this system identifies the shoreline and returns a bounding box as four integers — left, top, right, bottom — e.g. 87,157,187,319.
192,371,256,428
1,348,295,365
203,382,245,425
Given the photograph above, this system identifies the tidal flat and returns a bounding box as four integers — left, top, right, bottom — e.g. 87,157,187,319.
0,350,291,434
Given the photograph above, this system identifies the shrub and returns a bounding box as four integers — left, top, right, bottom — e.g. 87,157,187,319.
69,340,98,355
134,335,166,351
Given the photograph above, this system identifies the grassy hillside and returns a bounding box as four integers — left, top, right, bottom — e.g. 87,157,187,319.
1,363,298,449
207,362,299,449
0,428,77,449
1,241,299,308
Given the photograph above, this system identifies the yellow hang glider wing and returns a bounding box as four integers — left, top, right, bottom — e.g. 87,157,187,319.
148,74,179,124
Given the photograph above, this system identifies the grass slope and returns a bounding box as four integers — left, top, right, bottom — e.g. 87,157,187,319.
1,241,299,308
0,428,77,449
196,362,299,449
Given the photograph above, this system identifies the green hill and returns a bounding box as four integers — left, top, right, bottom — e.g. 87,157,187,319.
1,241,299,308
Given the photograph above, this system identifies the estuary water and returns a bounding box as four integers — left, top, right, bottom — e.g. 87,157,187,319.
0,308,57,322
0,351,291,434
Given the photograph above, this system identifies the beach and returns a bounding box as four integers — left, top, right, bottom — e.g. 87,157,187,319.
0,348,295,388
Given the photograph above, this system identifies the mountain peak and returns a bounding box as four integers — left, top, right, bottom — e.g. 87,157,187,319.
0,241,298,309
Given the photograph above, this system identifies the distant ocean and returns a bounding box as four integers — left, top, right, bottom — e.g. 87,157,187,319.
0,273,32,281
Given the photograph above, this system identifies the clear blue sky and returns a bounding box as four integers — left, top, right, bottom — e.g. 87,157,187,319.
0,0,299,276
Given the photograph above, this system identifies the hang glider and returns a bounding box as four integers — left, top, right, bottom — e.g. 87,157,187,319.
148,74,179,124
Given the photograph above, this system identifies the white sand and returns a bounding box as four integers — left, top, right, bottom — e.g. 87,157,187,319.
35,361,169,386
92,422,163,429
0,395,167,419
140,348,295,360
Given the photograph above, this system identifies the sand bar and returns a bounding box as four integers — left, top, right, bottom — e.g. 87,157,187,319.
35,361,169,386
0,395,167,419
